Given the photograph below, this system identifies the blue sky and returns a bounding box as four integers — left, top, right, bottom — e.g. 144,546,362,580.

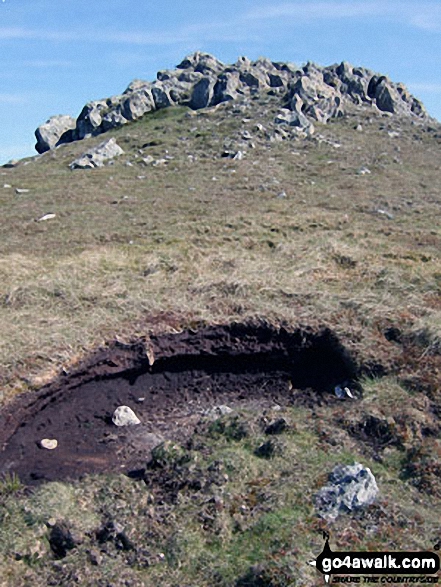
0,0,440,163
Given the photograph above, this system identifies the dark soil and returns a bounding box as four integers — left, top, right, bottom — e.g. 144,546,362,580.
0,323,361,484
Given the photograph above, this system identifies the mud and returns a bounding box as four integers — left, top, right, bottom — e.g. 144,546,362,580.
0,323,360,484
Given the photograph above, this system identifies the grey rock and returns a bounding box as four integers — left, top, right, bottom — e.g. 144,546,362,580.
34,53,429,154
70,138,124,169
49,521,79,558
75,99,121,140
121,88,154,121
3,159,19,168
177,51,225,75
190,76,215,110
315,462,379,521
275,108,314,133
375,79,395,113
204,405,233,419
112,405,141,427
254,439,282,459
101,108,128,131
265,418,288,435
151,82,173,109
35,115,77,153
334,385,355,399
212,71,243,105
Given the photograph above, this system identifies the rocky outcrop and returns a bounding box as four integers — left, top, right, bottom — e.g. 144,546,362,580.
69,137,124,169
34,52,428,153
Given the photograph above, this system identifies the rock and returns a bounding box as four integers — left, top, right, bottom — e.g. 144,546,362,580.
254,439,282,459
357,166,371,175
151,82,173,110
49,521,79,558
121,88,155,121
212,71,242,105
265,418,288,435
87,549,103,566
75,100,108,140
315,462,379,521
190,76,215,110
39,438,58,450
37,213,56,222
334,385,355,399
204,405,233,419
33,53,429,153
112,405,141,427
376,208,394,220
96,519,134,551
275,108,314,133
35,115,77,153
3,159,19,168
177,51,225,75
70,138,124,169
101,108,128,131
375,79,395,113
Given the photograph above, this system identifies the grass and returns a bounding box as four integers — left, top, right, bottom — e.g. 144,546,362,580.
0,94,440,584
0,406,438,585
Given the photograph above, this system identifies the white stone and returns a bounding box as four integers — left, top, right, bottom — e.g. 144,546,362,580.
37,213,56,222
204,405,233,419
112,405,141,427
40,438,58,450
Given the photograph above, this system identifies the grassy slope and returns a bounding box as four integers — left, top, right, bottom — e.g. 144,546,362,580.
0,96,440,585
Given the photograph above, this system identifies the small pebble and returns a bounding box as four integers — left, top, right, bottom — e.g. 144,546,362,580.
40,438,58,450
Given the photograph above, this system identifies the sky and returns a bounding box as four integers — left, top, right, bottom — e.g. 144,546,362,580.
0,0,440,164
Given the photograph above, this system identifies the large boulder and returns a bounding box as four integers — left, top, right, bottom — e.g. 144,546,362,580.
69,137,124,169
35,115,77,153
212,71,243,105
315,462,379,521
177,51,225,75
274,107,314,134
151,82,174,109
120,87,155,121
190,76,216,110
75,100,108,140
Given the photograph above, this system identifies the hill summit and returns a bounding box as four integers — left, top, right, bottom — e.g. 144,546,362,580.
35,52,427,154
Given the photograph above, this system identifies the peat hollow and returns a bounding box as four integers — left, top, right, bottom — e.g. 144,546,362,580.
0,324,361,484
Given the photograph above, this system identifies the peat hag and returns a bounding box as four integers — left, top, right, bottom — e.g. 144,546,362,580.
0,324,360,484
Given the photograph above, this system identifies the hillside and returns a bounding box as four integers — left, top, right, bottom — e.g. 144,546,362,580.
0,54,440,586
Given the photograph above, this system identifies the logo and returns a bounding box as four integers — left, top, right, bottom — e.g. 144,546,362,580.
309,532,440,584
